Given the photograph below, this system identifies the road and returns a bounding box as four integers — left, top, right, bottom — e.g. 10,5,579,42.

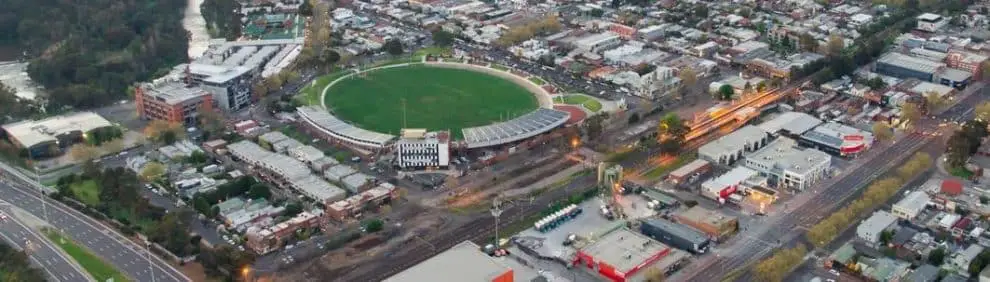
674,87,987,282
0,164,190,282
0,204,92,282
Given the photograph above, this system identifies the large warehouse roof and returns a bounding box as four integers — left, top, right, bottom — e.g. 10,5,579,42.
758,111,822,136
297,106,395,148
385,241,540,282
2,112,113,149
580,227,671,274
877,52,944,74
462,108,570,149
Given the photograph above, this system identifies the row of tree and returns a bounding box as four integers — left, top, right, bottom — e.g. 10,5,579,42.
805,152,932,248
945,119,990,168
753,245,808,282
495,15,564,47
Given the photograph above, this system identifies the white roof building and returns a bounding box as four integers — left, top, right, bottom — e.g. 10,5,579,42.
698,125,770,165
2,112,113,150
892,191,930,220
856,210,897,246
701,166,758,200
758,112,823,136
743,138,831,191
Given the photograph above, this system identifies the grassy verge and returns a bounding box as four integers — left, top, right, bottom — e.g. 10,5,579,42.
583,100,603,112
949,166,974,179
68,180,100,207
413,47,451,58
528,77,546,85
643,153,697,180
490,64,508,71
43,229,130,282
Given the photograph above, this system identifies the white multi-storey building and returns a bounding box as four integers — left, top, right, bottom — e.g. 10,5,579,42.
395,130,450,169
743,137,831,191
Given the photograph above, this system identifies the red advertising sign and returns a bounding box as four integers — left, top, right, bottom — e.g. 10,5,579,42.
843,135,864,141
719,185,737,198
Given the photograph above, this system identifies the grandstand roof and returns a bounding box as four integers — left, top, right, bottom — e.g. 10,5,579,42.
297,106,395,148
462,108,570,149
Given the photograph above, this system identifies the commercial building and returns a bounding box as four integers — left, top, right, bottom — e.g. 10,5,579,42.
674,206,738,241
574,32,622,53
757,111,822,138
892,191,930,220
946,50,988,76
701,166,759,202
799,122,874,157
395,130,450,169
667,159,712,184
1,112,114,157
916,13,948,32
325,183,396,221
245,211,321,254
856,210,898,246
875,52,944,82
742,138,831,191
227,141,346,202
640,219,710,254
190,39,305,111
574,227,680,282
698,125,770,165
385,240,541,282
135,76,214,126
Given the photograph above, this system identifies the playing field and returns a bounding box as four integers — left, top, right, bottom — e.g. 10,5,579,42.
324,65,540,139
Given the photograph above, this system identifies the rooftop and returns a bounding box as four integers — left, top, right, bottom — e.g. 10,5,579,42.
698,125,768,156
702,166,758,191
877,52,945,75
289,175,346,202
2,112,113,149
677,206,736,227
895,191,930,213
802,122,874,149
297,106,395,147
744,137,831,176
642,219,709,245
858,210,897,235
758,111,823,135
579,227,671,274
462,108,570,149
669,159,711,178
385,241,540,282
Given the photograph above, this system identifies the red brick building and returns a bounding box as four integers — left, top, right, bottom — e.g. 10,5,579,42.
135,78,214,126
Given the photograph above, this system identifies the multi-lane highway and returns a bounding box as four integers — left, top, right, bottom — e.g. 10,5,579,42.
0,163,190,282
675,87,986,282
0,204,92,282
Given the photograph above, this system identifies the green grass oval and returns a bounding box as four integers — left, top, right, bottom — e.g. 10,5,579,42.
324,65,540,139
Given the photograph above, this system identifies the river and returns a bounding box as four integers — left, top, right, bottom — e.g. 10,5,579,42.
183,0,212,59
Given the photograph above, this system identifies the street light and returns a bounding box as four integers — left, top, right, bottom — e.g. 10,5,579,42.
242,266,252,282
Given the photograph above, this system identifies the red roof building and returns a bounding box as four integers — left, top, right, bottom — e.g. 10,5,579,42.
941,179,963,196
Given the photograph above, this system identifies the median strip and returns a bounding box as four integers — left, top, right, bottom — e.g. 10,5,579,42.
42,229,130,282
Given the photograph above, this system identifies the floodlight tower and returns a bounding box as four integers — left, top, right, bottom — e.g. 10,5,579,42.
490,197,504,247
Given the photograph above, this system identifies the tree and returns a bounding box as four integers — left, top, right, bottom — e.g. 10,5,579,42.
866,77,887,90
657,113,687,153
694,6,709,18
264,75,285,92
284,202,303,217
252,81,269,99
799,33,818,52
718,84,734,100
247,183,271,199
364,219,384,232
827,34,845,57
879,230,895,245
383,39,404,56
900,103,922,126
432,29,456,47
678,67,698,97
976,101,990,121
144,120,185,145
0,241,47,282
628,113,641,124
69,144,100,162
756,81,768,93
298,0,313,16
644,267,665,282
583,113,608,140
186,150,208,164
872,122,893,142
928,247,947,265
924,91,944,112
140,162,167,181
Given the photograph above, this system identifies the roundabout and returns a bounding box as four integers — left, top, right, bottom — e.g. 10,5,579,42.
321,63,548,139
